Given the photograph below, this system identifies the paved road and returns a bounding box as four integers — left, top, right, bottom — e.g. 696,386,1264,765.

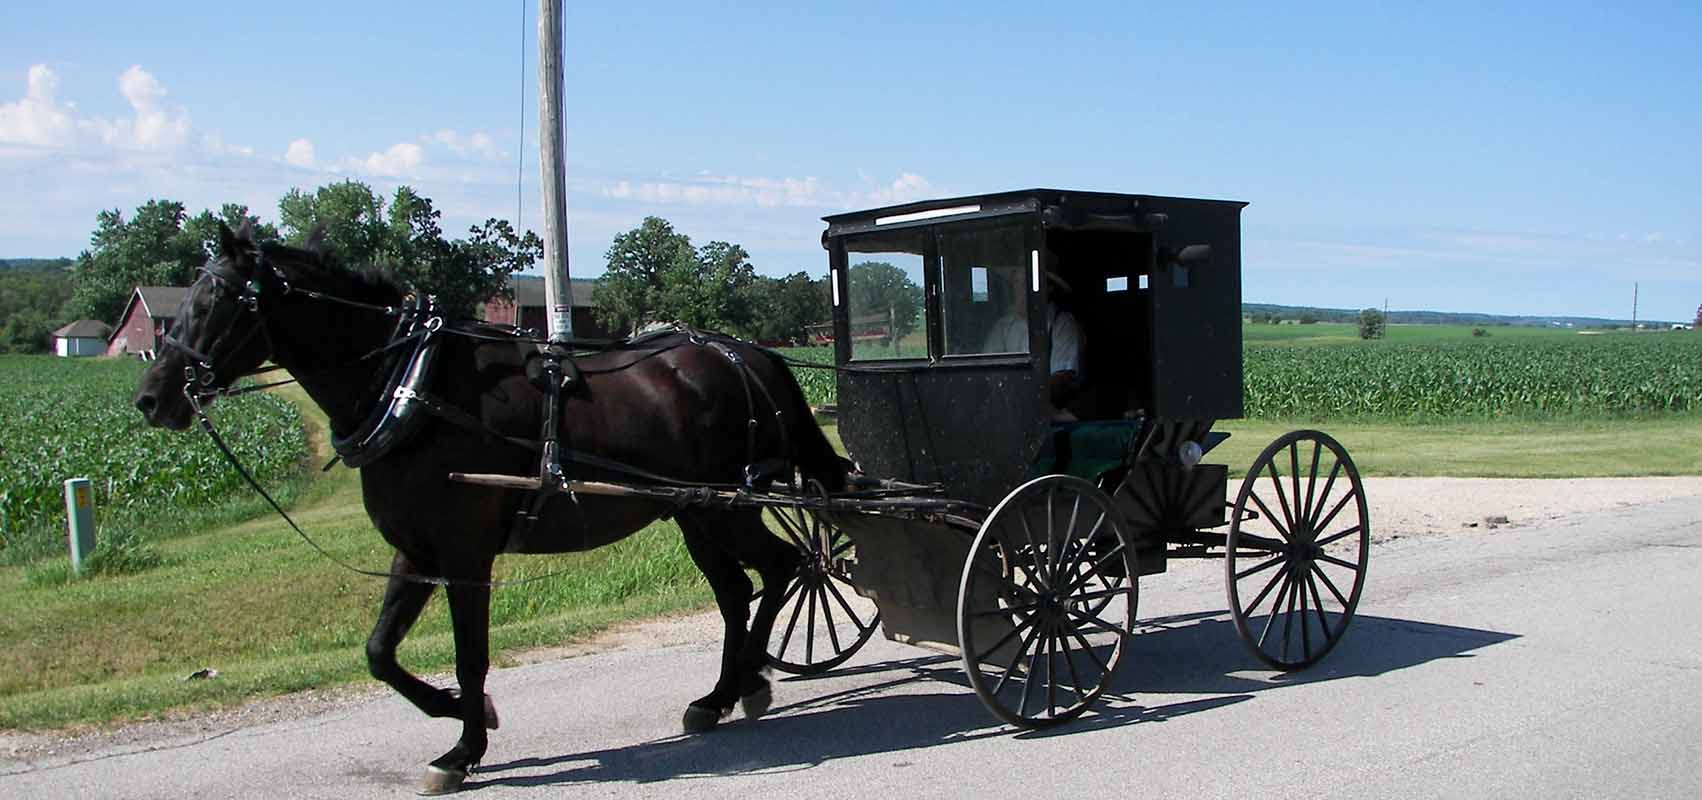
6,496,1702,799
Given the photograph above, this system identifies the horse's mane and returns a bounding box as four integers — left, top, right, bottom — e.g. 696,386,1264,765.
249,224,406,302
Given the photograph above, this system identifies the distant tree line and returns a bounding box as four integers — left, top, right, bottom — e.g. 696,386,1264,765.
0,181,543,353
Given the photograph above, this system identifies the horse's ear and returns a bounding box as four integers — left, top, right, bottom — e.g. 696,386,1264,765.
305,224,327,253
236,218,255,241
217,222,243,260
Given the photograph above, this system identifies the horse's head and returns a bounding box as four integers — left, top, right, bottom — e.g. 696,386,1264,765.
134,222,278,429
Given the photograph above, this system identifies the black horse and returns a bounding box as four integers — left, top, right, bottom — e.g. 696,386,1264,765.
134,223,847,792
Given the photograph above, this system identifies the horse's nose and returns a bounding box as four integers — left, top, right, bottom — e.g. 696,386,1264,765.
135,391,159,422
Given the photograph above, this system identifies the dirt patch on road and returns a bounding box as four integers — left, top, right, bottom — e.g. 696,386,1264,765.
5,476,1699,767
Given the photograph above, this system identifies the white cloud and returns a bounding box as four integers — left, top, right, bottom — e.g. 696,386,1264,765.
95,65,191,150
599,171,934,211
427,129,502,160
0,64,76,146
284,138,316,168
350,142,424,177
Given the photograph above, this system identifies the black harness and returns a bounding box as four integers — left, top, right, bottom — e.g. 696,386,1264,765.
165,250,804,582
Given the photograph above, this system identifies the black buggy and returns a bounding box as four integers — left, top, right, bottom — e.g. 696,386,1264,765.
750,189,1372,727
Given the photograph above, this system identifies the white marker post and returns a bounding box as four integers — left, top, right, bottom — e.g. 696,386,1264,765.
64,477,95,573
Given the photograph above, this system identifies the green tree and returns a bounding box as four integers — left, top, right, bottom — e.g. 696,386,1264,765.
848,261,922,344
593,217,762,335
279,181,540,317
746,272,830,344
69,199,208,324
278,180,388,265
0,307,53,353
1358,307,1386,340
594,217,696,332
659,239,757,334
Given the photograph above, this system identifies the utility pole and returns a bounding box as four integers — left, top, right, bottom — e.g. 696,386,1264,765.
538,0,572,342
1631,282,1638,331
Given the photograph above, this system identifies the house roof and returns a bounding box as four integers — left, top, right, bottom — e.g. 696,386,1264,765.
504,275,602,309
53,319,113,339
137,286,189,318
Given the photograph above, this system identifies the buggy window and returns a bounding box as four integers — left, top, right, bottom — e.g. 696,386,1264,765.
938,223,1028,357
844,230,928,361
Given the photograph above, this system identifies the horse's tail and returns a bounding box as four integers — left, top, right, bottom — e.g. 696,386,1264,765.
755,348,849,493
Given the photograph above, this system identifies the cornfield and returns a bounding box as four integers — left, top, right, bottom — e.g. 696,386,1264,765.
0,356,309,541
779,334,1702,419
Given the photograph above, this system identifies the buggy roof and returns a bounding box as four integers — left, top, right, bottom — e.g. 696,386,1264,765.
821,188,1247,238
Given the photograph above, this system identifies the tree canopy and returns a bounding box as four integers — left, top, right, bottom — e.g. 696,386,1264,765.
595,217,761,335
848,260,923,344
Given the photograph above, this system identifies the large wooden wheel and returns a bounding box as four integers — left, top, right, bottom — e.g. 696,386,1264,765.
1226,430,1370,670
958,475,1138,728
757,504,881,675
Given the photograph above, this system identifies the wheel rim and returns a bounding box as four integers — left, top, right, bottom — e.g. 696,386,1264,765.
760,505,881,675
959,475,1137,728
1226,430,1369,670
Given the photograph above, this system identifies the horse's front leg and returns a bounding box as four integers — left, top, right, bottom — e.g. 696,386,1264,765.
366,554,458,719
419,572,494,795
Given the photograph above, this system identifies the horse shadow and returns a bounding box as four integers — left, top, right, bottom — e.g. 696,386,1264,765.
470,611,1516,789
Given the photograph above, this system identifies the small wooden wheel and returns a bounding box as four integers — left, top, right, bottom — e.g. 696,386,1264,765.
1226,430,1370,670
758,505,881,675
958,475,1137,728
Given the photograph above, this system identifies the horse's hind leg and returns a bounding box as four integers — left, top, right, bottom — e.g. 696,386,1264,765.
366,552,494,726
678,513,762,732
721,510,806,718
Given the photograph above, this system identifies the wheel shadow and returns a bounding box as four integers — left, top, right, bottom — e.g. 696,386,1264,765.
470,612,1515,789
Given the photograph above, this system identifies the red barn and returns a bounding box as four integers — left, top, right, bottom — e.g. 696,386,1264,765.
483,275,622,339
106,286,187,359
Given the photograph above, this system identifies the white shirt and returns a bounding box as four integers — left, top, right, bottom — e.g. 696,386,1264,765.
982,303,1082,376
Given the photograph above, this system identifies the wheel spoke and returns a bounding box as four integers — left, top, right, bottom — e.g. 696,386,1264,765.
1245,489,1295,543
1018,634,1045,718
776,578,808,659
973,611,1040,665
1045,632,1058,717
1306,460,1343,525
804,579,818,664
769,508,812,553
1313,488,1359,539
1064,541,1127,596
1315,552,1361,572
1311,563,1350,608
971,601,1040,618
1314,525,1363,549
1072,585,1135,604
1242,561,1289,616
1306,572,1335,643
992,623,1044,696
1057,511,1108,590
1298,566,1311,660
1265,460,1298,539
1288,442,1303,530
816,583,843,654
1014,511,1051,591
1067,628,1112,674
822,574,873,633
1303,440,1322,525
1053,492,1083,585
1257,576,1292,649
1065,607,1127,638
1234,553,1286,581
1280,572,1299,661
1058,631,1088,704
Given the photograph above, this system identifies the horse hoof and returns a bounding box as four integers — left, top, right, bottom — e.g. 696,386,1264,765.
416,765,468,796
483,694,500,730
740,686,772,720
682,703,725,733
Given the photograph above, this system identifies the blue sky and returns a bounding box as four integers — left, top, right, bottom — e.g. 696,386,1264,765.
2,1,1697,321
